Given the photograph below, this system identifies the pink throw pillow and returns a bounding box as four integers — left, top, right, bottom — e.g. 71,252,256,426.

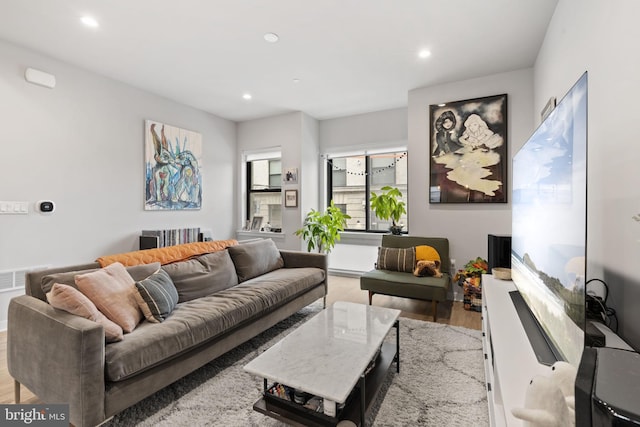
47,283,124,342
75,262,142,333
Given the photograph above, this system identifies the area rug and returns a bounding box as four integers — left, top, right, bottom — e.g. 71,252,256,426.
105,302,488,426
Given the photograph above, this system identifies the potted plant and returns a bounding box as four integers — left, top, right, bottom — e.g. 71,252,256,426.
454,257,489,285
454,257,488,312
295,201,351,253
369,186,407,235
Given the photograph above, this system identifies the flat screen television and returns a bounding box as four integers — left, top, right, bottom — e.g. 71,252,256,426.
511,72,587,367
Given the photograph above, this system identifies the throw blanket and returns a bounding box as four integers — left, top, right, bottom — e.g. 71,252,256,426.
96,239,238,267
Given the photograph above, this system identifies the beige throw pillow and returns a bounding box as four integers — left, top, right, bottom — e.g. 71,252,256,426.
75,262,142,333
47,283,124,342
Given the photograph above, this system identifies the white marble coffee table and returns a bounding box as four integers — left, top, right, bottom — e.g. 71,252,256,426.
244,301,400,426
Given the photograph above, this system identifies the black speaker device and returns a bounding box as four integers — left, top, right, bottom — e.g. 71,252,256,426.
488,234,511,270
575,347,640,426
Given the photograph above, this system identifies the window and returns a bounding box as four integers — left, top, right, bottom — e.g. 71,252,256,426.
328,150,408,232
246,157,281,229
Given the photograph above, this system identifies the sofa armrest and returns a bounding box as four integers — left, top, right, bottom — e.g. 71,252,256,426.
8,295,106,427
279,250,327,272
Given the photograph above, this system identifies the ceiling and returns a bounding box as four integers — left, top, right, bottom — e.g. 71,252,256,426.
0,0,558,122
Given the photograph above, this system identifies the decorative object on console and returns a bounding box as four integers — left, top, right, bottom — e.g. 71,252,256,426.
369,186,407,235
511,363,576,427
144,120,202,211
492,267,511,280
429,93,507,203
295,200,350,253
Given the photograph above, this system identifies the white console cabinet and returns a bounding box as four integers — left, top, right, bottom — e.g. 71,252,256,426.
482,274,552,426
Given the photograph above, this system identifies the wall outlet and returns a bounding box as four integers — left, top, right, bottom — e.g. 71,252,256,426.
451,258,456,271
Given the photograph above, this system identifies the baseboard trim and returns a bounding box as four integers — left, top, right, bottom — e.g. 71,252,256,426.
328,268,364,278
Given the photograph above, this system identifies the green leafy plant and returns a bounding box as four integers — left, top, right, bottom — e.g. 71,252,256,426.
295,201,351,253
369,186,407,234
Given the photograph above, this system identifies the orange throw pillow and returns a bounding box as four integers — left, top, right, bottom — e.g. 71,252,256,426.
415,245,441,263
75,262,142,333
47,283,124,342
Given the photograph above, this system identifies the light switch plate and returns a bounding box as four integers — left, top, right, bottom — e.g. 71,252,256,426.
0,201,29,215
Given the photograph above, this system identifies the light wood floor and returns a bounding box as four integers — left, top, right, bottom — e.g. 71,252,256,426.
0,275,481,406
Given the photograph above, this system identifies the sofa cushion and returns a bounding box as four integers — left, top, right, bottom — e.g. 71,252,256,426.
134,269,179,323
376,246,416,273
162,250,239,303
227,238,284,282
41,262,160,295
104,267,325,382
46,283,124,342
75,262,143,333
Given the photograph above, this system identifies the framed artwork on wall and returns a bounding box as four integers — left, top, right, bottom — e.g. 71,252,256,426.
144,120,202,210
283,167,298,184
284,190,298,207
429,93,508,203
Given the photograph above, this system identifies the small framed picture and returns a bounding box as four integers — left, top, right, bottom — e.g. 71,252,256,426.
250,215,263,231
283,167,298,184
284,190,298,208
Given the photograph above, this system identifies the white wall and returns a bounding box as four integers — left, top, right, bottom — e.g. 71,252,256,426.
406,69,533,269
410,70,534,271
534,0,640,350
0,40,236,327
319,108,408,273
236,111,320,251
320,73,533,278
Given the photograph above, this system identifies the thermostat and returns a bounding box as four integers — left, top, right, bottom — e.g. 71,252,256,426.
37,200,55,213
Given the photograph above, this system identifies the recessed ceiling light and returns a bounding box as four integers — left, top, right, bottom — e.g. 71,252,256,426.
418,49,431,59
263,33,279,43
242,93,252,100
80,16,99,28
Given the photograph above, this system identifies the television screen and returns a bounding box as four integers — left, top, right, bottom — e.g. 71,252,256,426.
511,72,587,367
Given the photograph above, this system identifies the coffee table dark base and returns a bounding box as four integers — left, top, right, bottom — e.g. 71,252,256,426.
252,320,399,427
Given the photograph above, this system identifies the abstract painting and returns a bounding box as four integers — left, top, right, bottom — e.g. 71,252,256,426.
144,120,202,210
429,94,507,203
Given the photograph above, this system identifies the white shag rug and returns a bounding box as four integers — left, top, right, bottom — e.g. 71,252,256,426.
105,302,488,426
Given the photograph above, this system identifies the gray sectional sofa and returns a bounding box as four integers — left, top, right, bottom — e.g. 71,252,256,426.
360,235,451,321
7,238,327,427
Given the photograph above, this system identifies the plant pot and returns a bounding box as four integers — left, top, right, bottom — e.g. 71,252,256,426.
389,225,403,235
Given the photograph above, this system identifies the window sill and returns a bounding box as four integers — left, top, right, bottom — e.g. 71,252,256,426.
236,230,286,241
337,231,384,246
